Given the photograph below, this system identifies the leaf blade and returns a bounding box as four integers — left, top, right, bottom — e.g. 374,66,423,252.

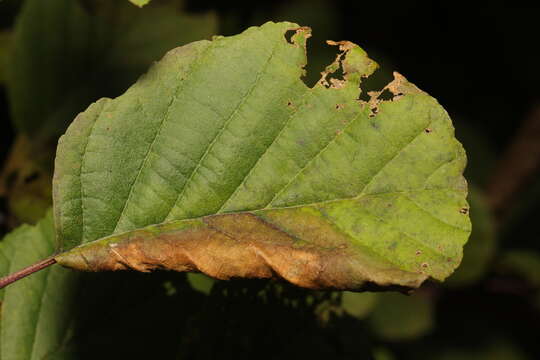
0,211,79,360
54,21,471,290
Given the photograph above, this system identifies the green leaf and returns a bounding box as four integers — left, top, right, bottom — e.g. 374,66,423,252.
5,0,217,142
187,273,215,295
128,0,151,7
53,21,470,291
368,292,434,341
341,291,378,319
0,210,80,360
499,250,540,287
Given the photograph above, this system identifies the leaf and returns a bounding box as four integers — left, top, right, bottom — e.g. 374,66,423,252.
187,273,215,295
368,292,434,341
53,21,471,291
445,187,496,287
6,0,217,142
0,136,54,227
128,0,151,7
341,291,378,319
0,210,80,360
499,250,540,287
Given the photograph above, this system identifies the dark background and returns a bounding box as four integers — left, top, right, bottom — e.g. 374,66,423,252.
0,1,539,359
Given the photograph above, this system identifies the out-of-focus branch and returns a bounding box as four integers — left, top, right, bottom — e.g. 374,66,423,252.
486,103,540,219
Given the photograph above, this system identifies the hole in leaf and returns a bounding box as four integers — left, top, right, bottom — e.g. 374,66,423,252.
302,40,339,88
377,88,395,101
284,30,296,44
359,68,394,102
324,66,345,89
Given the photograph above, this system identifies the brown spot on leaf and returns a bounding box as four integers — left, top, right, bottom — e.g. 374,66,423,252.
326,40,355,51
425,128,432,133
329,78,346,89
460,207,469,214
368,107,379,118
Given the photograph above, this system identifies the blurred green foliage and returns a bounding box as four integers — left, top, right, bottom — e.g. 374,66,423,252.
6,0,217,143
0,0,538,359
0,0,217,227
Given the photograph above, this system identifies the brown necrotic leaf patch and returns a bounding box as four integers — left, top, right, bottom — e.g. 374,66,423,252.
55,213,426,291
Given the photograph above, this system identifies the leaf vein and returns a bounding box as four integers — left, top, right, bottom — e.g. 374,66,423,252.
400,192,469,232
217,89,311,212
356,204,448,258
164,39,281,220
264,111,365,208
111,43,215,233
